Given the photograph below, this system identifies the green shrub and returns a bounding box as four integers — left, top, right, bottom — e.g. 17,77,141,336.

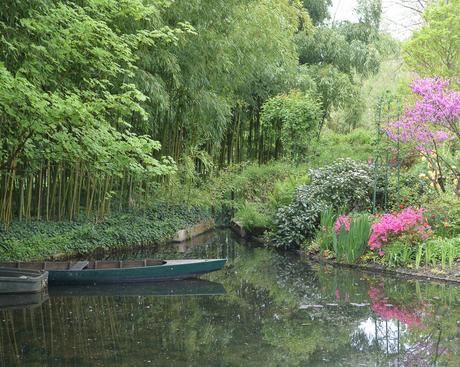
308,158,373,211
270,186,326,249
271,159,374,249
423,193,460,238
310,128,374,166
0,204,211,261
387,171,434,209
209,161,307,205
234,202,272,231
269,174,310,210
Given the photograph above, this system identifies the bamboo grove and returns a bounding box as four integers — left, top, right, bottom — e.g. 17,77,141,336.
0,0,386,223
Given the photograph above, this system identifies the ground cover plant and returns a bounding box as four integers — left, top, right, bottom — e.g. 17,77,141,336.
0,204,211,261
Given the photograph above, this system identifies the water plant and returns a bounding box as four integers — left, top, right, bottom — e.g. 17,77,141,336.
315,208,337,251
383,236,460,270
333,212,371,263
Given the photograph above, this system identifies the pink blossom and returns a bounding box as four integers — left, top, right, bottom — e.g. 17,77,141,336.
385,78,460,154
335,215,350,233
368,207,431,255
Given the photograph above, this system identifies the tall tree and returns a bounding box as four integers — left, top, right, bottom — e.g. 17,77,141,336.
403,0,460,77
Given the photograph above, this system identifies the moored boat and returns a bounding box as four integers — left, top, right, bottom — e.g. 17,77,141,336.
0,268,48,294
0,259,227,285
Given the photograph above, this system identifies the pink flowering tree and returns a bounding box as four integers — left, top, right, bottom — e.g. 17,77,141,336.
385,78,460,192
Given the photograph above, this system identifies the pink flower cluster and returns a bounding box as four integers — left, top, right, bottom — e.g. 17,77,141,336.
368,207,431,256
385,78,460,154
368,287,425,328
334,215,350,233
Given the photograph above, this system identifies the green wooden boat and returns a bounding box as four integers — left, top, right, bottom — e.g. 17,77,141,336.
0,259,226,285
0,268,48,294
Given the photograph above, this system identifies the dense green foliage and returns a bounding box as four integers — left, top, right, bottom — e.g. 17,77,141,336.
260,91,321,161
403,0,460,77
0,0,390,228
0,204,210,260
0,0,182,222
1,0,459,274
271,159,375,248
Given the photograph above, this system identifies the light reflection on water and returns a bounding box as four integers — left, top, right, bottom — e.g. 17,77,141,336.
0,229,459,366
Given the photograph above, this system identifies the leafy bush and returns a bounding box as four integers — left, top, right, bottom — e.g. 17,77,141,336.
209,162,307,206
423,193,460,238
271,185,326,249
271,159,374,249
0,204,211,261
310,128,374,165
268,174,310,210
307,158,373,211
387,170,434,209
234,202,272,231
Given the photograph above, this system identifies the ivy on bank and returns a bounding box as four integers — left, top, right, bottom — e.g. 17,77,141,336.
0,204,211,261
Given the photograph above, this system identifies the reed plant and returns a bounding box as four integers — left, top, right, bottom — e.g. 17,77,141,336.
316,208,336,251
333,213,371,263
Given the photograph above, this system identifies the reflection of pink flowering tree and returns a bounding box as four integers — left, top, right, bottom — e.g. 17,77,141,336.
368,286,426,328
385,78,460,192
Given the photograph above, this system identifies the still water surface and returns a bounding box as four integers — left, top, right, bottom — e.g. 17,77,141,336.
1,230,459,366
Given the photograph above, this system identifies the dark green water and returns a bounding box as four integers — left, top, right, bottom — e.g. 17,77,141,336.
1,230,459,367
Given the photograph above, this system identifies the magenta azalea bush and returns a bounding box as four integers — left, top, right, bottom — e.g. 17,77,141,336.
368,207,432,256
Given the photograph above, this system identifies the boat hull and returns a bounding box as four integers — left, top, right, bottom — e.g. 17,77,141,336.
49,259,227,284
0,268,48,294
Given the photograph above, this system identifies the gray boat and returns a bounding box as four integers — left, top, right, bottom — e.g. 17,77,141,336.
0,268,48,294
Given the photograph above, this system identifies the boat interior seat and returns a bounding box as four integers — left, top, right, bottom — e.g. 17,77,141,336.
69,261,89,270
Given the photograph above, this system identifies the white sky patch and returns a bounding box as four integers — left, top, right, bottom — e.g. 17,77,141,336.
330,0,423,40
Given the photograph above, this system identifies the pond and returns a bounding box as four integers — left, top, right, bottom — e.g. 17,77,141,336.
1,230,459,366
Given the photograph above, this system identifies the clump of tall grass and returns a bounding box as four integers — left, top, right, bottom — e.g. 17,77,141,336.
333,213,371,263
416,238,459,270
315,208,337,251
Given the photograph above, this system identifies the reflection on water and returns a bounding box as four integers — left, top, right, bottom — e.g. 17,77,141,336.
0,230,459,366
